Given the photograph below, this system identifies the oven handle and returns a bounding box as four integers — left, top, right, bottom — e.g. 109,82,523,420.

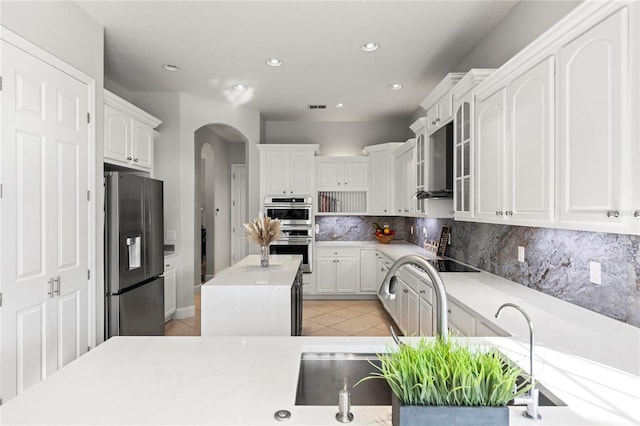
272,238,312,244
265,203,313,209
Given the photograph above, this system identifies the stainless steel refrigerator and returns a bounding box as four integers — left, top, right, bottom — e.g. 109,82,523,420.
105,172,165,337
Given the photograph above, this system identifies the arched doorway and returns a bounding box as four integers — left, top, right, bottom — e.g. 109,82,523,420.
194,124,247,287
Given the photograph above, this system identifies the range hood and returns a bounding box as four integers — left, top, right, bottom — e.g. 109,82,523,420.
413,190,453,200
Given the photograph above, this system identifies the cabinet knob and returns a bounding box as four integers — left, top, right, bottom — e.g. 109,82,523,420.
447,309,452,314
496,210,503,216
419,290,425,294
133,158,139,163
384,209,387,212
344,182,347,185
165,264,170,267
506,211,513,216
282,190,286,194
435,118,440,123
606,210,620,218
338,182,341,185
380,268,385,272
449,210,454,215
127,156,132,160
431,121,436,125
634,210,640,218
403,289,408,294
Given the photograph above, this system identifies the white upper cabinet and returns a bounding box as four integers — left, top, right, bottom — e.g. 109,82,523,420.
476,58,554,224
393,140,416,215
420,73,465,135
475,87,507,222
557,6,634,233
507,57,554,224
104,90,161,172
363,143,403,215
258,145,319,197
451,70,495,221
316,157,368,189
470,0,638,234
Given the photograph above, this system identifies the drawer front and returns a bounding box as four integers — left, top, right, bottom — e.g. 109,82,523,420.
164,257,178,272
448,300,476,336
316,247,360,257
417,280,433,305
397,268,420,293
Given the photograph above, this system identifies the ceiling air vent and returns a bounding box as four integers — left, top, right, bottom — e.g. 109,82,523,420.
307,104,327,110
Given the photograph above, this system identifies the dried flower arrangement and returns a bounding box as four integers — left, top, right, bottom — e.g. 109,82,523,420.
243,212,281,247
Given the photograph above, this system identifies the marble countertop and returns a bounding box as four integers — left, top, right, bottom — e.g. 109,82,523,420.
202,254,302,287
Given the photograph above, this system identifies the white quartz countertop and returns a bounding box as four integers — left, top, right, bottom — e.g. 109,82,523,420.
202,254,302,287
2,336,638,425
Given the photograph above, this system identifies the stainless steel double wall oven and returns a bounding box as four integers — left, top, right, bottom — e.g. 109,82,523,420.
264,196,313,273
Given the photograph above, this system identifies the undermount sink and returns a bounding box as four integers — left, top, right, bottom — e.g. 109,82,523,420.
295,353,566,407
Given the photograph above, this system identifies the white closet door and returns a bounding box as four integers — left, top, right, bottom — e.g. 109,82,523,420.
1,40,89,401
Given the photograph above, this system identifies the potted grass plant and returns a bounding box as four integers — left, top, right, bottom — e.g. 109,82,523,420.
358,336,531,426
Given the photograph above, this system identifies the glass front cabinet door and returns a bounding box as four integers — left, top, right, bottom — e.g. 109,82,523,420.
453,101,472,218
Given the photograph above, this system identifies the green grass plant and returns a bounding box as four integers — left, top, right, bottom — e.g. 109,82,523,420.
358,337,531,406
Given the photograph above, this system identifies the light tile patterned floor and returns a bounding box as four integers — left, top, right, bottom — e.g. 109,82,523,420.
164,293,398,337
164,293,201,336
302,299,397,336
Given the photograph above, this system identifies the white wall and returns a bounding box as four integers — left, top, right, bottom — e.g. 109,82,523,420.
131,92,182,251
1,0,105,343
264,121,412,156
454,0,581,70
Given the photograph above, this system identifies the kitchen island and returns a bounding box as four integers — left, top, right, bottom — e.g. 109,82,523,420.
1,334,638,425
201,254,302,336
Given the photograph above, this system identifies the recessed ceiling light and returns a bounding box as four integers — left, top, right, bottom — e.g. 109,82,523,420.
335,103,347,108
361,42,379,52
162,64,179,71
233,84,248,91
266,58,283,67
388,83,403,90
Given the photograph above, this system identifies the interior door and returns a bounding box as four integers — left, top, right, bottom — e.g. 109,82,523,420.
1,40,89,401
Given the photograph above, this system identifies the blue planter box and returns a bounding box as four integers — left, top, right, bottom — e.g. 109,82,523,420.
392,394,509,426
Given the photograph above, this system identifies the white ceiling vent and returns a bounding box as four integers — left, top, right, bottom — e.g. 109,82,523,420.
307,104,327,110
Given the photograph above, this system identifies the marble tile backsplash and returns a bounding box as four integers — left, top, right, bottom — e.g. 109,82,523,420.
315,216,406,241
316,215,639,327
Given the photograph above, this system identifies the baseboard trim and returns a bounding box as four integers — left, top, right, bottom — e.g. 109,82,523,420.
174,305,196,319
303,294,379,301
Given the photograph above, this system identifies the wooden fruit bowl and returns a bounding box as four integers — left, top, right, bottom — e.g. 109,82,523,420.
376,235,394,244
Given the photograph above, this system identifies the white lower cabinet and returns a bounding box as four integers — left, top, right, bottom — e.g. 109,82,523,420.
315,248,359,293
163,255,178,322
418,280,435,336
376,253,393,313
359,249,379,293
447,298,477,337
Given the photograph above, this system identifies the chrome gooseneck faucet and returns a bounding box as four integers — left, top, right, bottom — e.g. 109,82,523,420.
495,303,541,420
379,255,448,342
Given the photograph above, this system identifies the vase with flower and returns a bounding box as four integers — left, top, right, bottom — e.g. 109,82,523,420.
243,212,281,267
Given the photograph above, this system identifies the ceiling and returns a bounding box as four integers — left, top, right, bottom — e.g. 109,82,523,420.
77,1,519,122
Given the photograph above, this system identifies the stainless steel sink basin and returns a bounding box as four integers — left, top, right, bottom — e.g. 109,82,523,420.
295,353,566,407
295,353,389,406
